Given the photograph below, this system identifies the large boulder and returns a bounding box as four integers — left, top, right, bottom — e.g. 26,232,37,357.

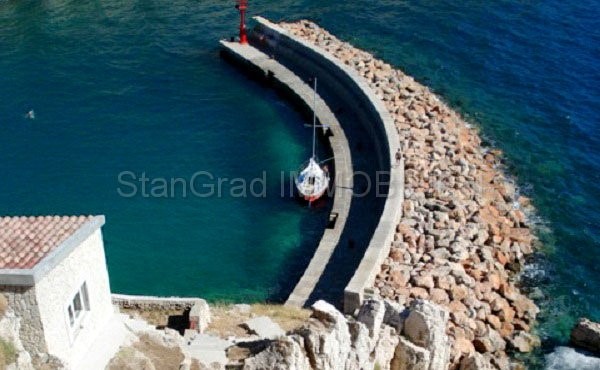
346,299,403,370
383,299,407,333
242,317,285,339
242,336,310,370
295,300,352,370
509,331,539,353
346,321,373,370
571,318,600,354
107,348,155,370
391,336,430,370
373,325,401,370
243,299,406,370
357,299,385,336
402,300,450,370
459,353,495,370
311,300,346,325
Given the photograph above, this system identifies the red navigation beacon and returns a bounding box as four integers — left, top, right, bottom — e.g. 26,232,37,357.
235,0,248,44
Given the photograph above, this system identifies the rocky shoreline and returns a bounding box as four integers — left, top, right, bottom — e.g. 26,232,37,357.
280,20,541,368
106,297,455,370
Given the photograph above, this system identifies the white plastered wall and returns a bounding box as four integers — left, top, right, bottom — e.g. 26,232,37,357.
34,229,113,367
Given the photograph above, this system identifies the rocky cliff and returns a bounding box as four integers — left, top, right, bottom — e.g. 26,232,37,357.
231,298,498,370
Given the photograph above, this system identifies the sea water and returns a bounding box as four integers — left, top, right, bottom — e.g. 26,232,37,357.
1,1,598,366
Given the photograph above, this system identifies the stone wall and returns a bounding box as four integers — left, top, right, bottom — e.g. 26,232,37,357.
0,304,36,370
112,294,202,311
0,285,46,357
34,229,114,368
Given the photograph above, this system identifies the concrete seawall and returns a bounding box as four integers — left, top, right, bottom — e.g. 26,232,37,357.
249,17,404,314
219,40,353,308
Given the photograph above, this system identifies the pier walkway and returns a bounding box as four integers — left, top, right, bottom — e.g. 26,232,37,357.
220,41,353,308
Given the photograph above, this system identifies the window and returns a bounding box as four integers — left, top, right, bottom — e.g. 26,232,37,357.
66,282,90,341
81,282,90,310
73,292,83,318
68,306,74,326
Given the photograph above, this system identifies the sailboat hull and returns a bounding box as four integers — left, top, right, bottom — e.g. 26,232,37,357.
295,158,330,203
303,188,327,202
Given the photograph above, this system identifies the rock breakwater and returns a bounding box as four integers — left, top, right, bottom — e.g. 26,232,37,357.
280,20,541,368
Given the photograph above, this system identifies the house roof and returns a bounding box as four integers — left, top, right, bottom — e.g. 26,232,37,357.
0,215,105,285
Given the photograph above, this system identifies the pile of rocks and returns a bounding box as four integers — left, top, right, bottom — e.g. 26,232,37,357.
281,20,541,368
105,296,507,369
237,298,460,370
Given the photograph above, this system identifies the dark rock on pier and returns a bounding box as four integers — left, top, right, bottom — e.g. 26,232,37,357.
571,318,600,354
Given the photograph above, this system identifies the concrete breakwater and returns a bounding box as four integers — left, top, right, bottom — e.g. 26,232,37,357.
280,20,541,368
219,39,353,308
249,17,404,309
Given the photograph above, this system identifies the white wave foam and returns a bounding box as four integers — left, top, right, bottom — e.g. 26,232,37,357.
523,262,547,281
545,346,600,370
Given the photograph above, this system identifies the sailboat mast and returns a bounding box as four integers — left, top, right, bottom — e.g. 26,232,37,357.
312,77,317,159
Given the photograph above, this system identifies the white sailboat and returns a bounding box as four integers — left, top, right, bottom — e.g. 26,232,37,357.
295,78,330,202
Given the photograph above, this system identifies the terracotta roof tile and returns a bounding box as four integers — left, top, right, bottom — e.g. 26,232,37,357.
0,215,94,269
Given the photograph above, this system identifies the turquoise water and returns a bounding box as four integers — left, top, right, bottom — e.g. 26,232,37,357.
1,0,599,362
0,0,332,302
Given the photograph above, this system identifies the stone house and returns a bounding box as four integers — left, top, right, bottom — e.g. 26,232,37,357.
0,215,114,368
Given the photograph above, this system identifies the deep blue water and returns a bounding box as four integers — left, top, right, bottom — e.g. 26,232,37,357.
1,0,599,363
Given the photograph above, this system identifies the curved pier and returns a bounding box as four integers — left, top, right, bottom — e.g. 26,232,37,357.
249,17,404,314
220,40,353,308
221,17,405,312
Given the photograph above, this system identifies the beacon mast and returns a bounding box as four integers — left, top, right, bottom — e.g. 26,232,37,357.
235,0,248,44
